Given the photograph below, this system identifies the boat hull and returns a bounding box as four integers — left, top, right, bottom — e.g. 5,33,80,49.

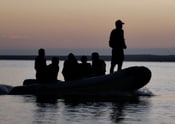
9,66,151,98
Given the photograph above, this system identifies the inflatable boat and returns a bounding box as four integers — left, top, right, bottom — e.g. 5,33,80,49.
9,66,151,98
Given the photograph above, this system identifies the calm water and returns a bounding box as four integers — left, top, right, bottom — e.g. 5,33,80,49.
0,60,175,124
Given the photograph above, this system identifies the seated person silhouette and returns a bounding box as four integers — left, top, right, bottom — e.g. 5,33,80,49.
79,56,92,78
62,53,80,81
35,48,47,81
46,57,59,81
91,52,106,76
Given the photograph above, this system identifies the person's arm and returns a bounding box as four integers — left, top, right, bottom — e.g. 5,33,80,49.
122,30,127,49
109,30,114,48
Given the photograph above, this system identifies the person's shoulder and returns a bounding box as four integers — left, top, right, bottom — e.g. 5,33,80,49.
63,60,68,65
111,29,119,34
111,29,116,32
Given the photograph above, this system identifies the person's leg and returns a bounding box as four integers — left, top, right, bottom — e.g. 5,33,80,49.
110,49,117,73
110,62,115,73
117,61,123,71
117,50,124,71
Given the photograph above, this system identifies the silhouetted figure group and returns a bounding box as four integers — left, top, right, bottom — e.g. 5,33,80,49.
35,48,59,82
34,19,127,82
62,52,106,81
35,49,106,82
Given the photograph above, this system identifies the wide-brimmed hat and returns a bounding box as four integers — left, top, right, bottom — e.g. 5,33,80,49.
115,20,124,25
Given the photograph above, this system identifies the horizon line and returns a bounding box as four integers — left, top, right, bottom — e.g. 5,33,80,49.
0,54,175,62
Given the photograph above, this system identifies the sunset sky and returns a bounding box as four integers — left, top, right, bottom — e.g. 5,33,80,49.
0,0,175,55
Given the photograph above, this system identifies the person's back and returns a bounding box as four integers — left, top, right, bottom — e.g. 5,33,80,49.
91,52,106,76
62,53,80,81
47,57,59,81
35,48,47,81
79,56,92,78
110,28,125,49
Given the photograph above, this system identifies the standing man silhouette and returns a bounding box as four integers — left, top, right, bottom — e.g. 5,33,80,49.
109,20,127,73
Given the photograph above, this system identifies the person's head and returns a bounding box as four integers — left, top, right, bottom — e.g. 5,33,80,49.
81,56,87,63
52,57,59,65
38,48,45,57
68,53,77,63
92,52,99,61
115,20,124,29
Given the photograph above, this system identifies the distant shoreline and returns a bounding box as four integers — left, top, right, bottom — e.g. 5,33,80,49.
0,55,175,62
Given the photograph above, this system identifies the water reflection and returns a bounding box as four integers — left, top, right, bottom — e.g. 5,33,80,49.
110,98,150,123
21,96,150,124
33,97,59,124
111,102,125,123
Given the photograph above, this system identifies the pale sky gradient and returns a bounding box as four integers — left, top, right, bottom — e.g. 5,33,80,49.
0,0,175,53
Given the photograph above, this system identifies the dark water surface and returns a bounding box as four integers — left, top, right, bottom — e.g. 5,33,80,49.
0,61,175,124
